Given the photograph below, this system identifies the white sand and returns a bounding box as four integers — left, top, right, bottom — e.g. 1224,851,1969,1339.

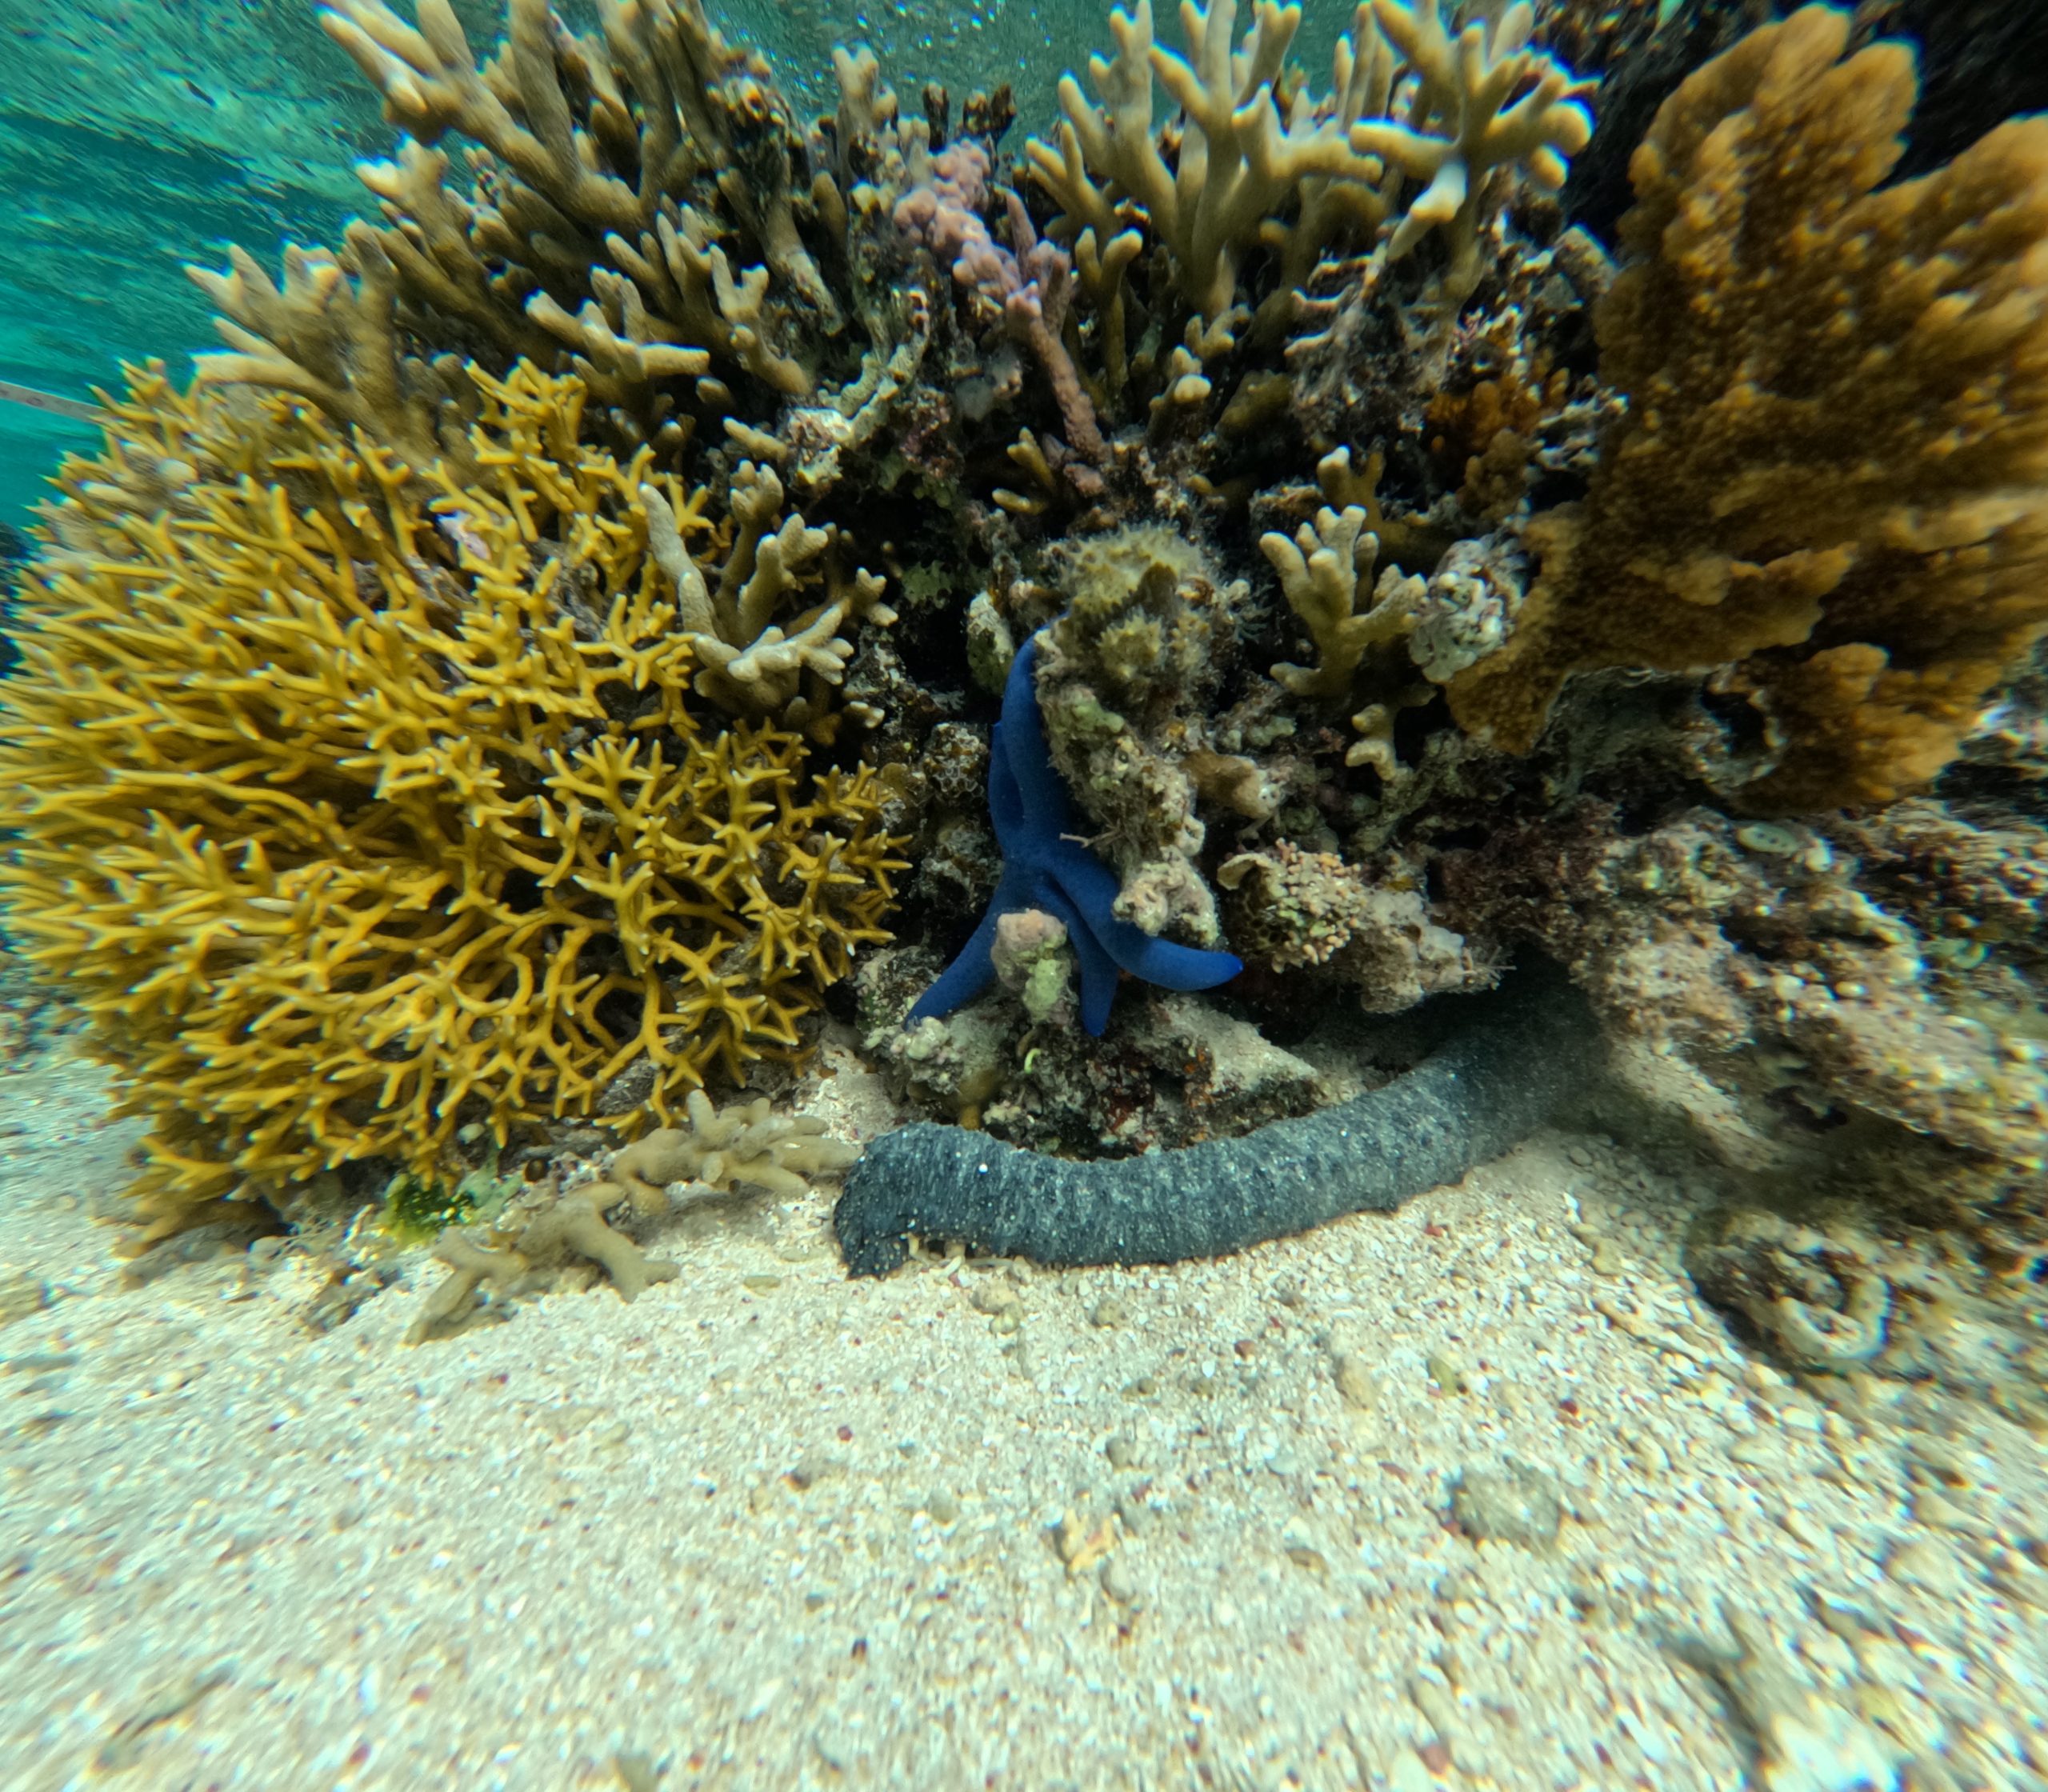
2,1038,2044,1792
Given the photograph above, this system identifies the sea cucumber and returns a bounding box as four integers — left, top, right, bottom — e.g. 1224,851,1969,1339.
834,959,1600,1274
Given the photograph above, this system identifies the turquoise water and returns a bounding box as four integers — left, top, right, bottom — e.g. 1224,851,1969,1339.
0,0,1358,525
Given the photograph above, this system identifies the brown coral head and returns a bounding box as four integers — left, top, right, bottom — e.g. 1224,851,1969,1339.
1445,4,2048,809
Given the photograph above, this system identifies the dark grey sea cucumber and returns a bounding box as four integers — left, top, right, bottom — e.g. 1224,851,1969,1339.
834,960,1602,1275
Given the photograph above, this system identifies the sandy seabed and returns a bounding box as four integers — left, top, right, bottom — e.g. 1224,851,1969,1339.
1,1036,2044,1792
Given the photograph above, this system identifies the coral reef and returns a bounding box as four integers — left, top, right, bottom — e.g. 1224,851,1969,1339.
1261,498,1429,782
1438,800,2048,1171
1033,526,1256,942
639,458,896,739
7,0,2048,1291
1027,0,1591,336
1218,841,1485,1011
0,362,902,1242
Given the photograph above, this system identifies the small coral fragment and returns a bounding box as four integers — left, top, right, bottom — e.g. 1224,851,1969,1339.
406,1174,682,1343
597,1090,862,1210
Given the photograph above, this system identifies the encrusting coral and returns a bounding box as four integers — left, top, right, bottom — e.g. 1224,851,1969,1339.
1218,840,1482,1011
0,361,902,1242
1446,5,2048,810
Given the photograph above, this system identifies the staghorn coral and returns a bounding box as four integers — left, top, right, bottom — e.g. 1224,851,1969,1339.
406,1091,860,1339
1027,0,1383,333
1446,6,2048,810
1350,0,1594,302
1025,0,1590,341
198,0,844,457
0,362,903,1242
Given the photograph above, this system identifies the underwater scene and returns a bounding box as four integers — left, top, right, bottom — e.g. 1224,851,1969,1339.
1,0,2046,1784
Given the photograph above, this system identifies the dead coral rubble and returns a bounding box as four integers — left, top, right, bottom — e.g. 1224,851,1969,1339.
1438,800,2048,1172
1685,1198,2048,1429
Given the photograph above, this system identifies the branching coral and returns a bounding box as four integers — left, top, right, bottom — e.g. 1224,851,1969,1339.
197,0,845,454
595,1089,862,1208
1260,501,1430,779
405,1173,682,1342
895,142,1106,462
0,362,904,1242
1026,0,1591,342
406,1092,861,1338
638,461,895,739
22,0,2048,1278
1446,5,2048,810
1349,2,1594,298
187,238,494,476
1026,0,1379,326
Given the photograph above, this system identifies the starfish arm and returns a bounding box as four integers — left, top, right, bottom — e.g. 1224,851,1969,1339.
1056,839,1242,987
1032,876,1124,1037
986,718,1026,849
999,638,1080,836
1106,927,1244,993
906,866,1030,1023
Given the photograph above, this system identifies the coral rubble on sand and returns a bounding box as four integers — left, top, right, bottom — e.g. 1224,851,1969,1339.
0,0,2043,1304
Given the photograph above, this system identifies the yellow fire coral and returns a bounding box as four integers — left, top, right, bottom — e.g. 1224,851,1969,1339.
1446,6,2048,810
0,362,903,1242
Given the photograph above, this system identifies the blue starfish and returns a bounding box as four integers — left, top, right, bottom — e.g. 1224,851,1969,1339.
909,633,1243,1036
